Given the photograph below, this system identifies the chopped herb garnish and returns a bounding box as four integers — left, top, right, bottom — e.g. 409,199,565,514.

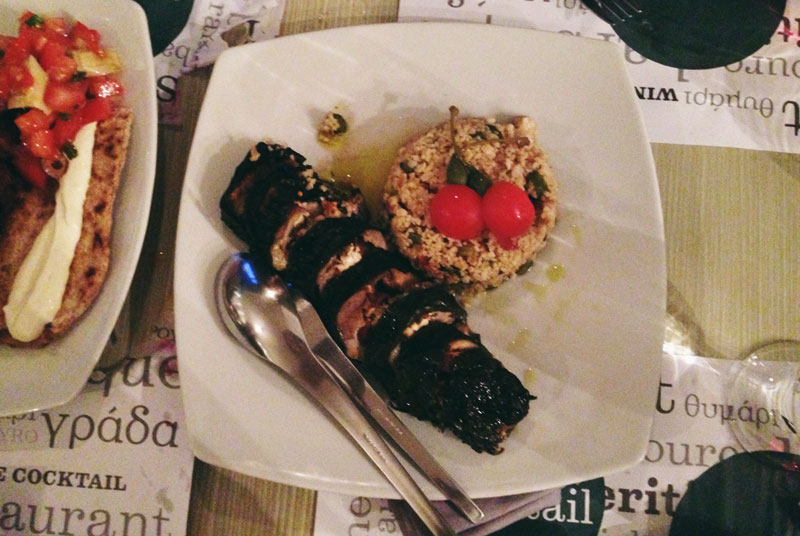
526,169,549,198
330,113,348,135
467,166,490,195
399,161,415,174
446,105,492,194
408,231,422,245
446,155,468,185
486,124,503,138
58,112,71,121
0,50,5,60
70,71,87,82
25,14,44,27
62,142,78,160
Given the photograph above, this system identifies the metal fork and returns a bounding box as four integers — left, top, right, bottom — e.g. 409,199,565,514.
583,0,643,24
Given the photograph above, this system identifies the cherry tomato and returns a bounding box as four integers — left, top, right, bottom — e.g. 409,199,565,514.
429,184,484,240
481,181,535,245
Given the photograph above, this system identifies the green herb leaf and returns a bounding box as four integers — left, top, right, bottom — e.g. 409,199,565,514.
467,166,491,195
399,161,415,174
70,71,87,82
62,142,78,160
25,14,44,27
58,112,71,121
446,155,468,185
526,169,549,198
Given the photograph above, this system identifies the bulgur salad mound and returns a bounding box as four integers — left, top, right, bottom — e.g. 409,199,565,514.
383,112,558,292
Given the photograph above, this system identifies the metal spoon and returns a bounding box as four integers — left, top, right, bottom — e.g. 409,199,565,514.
215,253,456,536
289,285,484,523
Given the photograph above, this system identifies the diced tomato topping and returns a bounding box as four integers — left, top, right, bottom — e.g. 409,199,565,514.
17,23,47,54
1,12,124,188
44,79,88,113
52,112,84,146
1,64,34,93
12,150,48,190
70,22,103,55
24,128,59,160
88,76,123,99
42,17,70,43
81,97,112,123
1,39,31,66
39,41,77,82
14,108,51,135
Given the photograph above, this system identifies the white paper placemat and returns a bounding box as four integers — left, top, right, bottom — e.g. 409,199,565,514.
399,0,800,154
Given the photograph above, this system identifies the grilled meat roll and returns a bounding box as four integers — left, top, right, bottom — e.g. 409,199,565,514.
220,142,534,454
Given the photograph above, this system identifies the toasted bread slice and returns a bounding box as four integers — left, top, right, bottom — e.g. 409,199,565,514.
0,105,133,347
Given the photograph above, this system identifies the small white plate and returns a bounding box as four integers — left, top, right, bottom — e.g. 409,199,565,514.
0,0,157,416
175,22,665,499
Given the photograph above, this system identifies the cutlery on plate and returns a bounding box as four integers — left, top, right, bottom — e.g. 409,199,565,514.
215,253,457,536
289,285,485,523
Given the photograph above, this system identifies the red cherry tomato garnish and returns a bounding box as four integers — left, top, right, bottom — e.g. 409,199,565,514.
481,181,535,245
429,184,484,240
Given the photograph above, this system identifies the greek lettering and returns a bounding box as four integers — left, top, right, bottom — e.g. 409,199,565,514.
68,415,95,449
720,403,735,423
738,401,754,423
97,407,123,444
702,402,718,419
125,405,150,445
43,413,69,448
684,394,699,417
152,419,179,448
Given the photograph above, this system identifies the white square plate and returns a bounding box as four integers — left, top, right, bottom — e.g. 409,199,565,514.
0,0,157,416
175,22,665,499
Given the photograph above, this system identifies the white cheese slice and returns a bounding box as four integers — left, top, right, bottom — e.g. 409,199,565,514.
3,122,97,342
